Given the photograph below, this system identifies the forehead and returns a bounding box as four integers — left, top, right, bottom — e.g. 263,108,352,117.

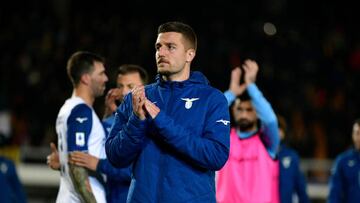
156,32,183,44
117,72,142,85
234,100,253,109
92,61,105,73
354,123,360,132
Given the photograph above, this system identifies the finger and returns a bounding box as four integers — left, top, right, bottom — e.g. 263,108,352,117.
50,142,58,153
74,162,87,167
69,156,85,164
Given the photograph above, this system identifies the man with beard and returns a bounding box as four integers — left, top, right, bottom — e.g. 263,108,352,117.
48,64,148,203
106,21,230,203
55,51,108,203
216,59,280,203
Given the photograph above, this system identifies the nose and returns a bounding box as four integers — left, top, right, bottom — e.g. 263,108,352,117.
157,47,166,57
121,87,130,98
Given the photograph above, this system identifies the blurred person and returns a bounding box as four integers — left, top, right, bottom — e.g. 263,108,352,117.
48,64,149,203
277,114,310,203
55,51,108,203
0,142,27,203
106,21,230,203
328,118,360,203
216,60,280,203
102,64,149,132
0,171,13,203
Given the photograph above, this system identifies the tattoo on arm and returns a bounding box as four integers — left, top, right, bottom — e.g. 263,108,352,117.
69,163,97,203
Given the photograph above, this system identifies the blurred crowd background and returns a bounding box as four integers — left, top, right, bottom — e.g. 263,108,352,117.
1,0,360,173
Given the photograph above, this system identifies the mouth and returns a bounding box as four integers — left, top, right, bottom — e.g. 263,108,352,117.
157,59,169,65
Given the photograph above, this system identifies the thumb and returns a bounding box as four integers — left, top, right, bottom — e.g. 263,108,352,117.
50,142,58,153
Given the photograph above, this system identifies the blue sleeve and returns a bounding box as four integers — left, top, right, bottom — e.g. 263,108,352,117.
97,159,131,182
328,155,345,203
247,83,279,158
292,153,310,203
224,90,236,106
5,159,27,203
102,115,115,136
67,104,92,152
105,94,147,168
153,91,230,170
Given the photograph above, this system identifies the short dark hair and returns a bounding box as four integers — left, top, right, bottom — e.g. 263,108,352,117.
66,51,105,87
117,64,148,85
238,90,251,102
158,21,197,51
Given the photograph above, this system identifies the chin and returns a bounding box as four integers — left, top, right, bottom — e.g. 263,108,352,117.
157,69,171,76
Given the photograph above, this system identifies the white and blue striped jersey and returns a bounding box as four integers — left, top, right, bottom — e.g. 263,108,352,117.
55,96,107,203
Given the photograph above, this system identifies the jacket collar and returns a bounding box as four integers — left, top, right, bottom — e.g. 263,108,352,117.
155,71,209,87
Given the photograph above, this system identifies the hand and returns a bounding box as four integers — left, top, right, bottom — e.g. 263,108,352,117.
229,67,247,96
103,88,122,118
144,99,160,119
242,59,259,84
132,86,146,120
47,142,60,170
69,151,99,171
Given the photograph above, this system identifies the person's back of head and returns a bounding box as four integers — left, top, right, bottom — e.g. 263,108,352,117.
67,51,105,87
117,64,149,85
158,21,197,51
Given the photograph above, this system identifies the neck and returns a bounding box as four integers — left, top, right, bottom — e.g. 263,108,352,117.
162,65,190,82
73,86,94,107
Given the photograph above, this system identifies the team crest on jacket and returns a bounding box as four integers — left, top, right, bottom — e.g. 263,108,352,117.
216,119,230,126
181,98,199,109
281,156,291,168
348,160,355,167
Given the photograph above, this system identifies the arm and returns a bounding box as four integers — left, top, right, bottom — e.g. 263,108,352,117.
248,83,279,158
66,104,96,202
70,151,131,182
97,159,132,182
328,156,345,203
105,88,147,168
145,91,230,170
224,66,247,106
69,162,96,203
242,59,279,158
47,142,60,170
103,88,122,119
292,153,310,203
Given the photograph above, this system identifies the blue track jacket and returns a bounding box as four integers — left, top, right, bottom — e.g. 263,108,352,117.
278,143,310,203
328,148,360,203
106,71,230,203
100,120,132,203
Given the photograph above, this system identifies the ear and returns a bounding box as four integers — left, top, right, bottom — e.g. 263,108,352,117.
186,49,196,63
80,73,91,85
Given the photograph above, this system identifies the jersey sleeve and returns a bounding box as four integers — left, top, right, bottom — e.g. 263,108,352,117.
67,103,93,152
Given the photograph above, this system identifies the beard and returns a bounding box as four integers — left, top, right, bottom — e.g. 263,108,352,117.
237,119,256,131
157,69,172,76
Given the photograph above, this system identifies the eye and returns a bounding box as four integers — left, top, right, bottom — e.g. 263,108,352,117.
169,45,176,50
